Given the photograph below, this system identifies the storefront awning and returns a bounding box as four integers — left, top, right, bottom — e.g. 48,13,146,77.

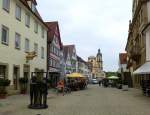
133,61,150,75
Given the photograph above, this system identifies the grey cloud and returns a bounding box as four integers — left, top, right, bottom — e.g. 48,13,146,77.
37,0,132,71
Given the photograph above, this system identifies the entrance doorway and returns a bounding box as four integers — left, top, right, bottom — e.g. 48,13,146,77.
24,65,30,92
13,66,20,90
48,72,60,88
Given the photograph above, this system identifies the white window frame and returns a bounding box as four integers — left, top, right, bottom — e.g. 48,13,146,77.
2,0,10,12
51,59,53,66
34,43,38,56
15,33,21,49
41,47,44,59
31,3,36,12
34,21,38,33
15,4,21,21
1,25,9,45
25,13,30,27
25,38,29,52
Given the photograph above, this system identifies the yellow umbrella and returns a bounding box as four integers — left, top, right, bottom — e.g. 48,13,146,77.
66,72,85,78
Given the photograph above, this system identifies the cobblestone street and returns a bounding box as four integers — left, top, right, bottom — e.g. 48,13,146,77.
1,85,150,115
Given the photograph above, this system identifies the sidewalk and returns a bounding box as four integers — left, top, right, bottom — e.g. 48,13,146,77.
0,89,56,115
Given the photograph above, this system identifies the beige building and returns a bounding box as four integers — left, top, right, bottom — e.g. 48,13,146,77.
0,0,48,93
88,49,105,80
125,0,150,88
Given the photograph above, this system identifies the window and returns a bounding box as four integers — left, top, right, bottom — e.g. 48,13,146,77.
55,36,58,44
41,27,44,38
25,13,30,27
52,46,54,53
51,45,54,53
3,0,10,12
32,3,36,12
51,59,53,67
50,45,53,52
34,43,38,56
15,33,21,49
49,59,53,66
15,5,21,21
1,25,9,45
0,65,6,79
53,60,55,67
41,47,44,59
34,21,38,33
25,39,29,52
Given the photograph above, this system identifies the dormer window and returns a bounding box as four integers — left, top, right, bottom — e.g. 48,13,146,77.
32,3,36,12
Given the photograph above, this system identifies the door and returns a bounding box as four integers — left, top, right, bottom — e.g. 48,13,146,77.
24,65,30,92
13,66,19,90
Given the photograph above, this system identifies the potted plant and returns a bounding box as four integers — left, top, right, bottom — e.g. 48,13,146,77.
19,77,28,94
0,78,10,99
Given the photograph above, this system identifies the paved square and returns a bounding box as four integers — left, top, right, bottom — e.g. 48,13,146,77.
1,85,150,115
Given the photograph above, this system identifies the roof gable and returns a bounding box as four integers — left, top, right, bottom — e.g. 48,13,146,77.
46,22,62,49
77,55,87,64
64,45,76,57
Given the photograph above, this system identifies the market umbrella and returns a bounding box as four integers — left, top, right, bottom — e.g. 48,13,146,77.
66,73,85,78
108,76,119,80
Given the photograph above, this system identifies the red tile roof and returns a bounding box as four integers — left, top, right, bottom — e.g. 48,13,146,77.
63,45,76,61
119,53,127,64
63,46,69,61
46,22,63,49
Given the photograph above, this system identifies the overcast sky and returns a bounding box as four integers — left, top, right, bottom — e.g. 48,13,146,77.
37,0,132,72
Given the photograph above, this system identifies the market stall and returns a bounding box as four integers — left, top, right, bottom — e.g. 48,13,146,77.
66,73,87,91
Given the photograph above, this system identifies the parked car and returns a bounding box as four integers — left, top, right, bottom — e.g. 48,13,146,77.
92,79,98,84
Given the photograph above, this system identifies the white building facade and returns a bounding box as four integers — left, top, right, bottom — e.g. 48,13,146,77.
0,0,47,91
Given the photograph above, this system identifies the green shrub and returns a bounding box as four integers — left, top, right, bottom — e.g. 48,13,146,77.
0,78,10,86
19,77,28,84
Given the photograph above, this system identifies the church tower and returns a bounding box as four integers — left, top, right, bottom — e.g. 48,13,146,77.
96,49,103,71
88,49,105,79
